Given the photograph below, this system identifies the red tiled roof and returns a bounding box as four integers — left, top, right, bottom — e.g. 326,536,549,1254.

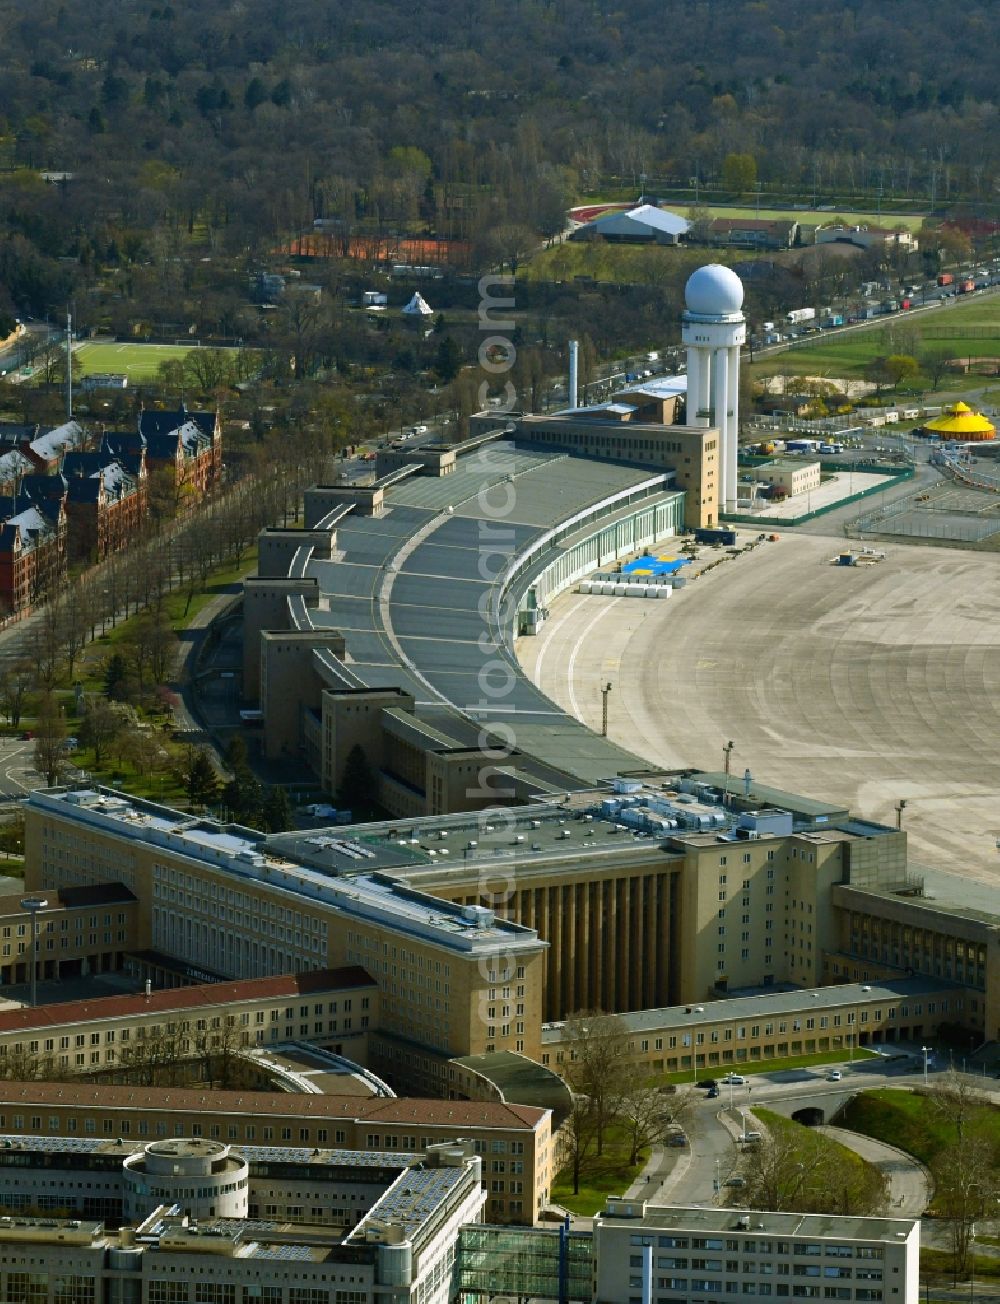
280,234,471,265
0,1080,546,1129
0,967,376,1034
709,217,795,232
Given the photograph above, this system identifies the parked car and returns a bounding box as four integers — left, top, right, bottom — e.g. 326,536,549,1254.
667,1133,688,1148
697,1078,718,1089
725,1175,746,1188
721,1073,747,1085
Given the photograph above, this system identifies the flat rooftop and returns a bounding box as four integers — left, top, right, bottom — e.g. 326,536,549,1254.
0,1133,418,1172
542,976,964,1042
598,1203,917,1242
29,788,543,957
269,771,878,880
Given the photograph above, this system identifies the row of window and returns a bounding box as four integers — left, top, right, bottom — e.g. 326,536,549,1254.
638,1237,885,1258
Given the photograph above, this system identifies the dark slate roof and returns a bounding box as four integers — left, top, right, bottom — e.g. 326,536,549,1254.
63,450,137,504
105,430,146,457
66,477,101,504
0,424,38,449
138,405,215,440
21,474,68,519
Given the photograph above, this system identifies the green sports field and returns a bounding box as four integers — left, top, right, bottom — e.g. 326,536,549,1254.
72,341,196,380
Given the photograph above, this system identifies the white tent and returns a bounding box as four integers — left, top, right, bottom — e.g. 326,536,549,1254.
577,204,690,244
401,292,434,317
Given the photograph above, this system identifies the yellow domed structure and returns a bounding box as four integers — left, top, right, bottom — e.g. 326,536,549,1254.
924,401,996,441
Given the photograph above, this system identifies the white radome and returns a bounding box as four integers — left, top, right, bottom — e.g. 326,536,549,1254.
684,263,745,316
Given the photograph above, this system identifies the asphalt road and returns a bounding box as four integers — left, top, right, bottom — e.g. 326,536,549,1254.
0,738,42,798
642,1058,1000,1259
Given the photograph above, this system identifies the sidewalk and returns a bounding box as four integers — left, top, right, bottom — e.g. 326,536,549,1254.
624,1141,691,1203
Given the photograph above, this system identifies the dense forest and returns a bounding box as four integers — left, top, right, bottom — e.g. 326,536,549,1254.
0,0,996,402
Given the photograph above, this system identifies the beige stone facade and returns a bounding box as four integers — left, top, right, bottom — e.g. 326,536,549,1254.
0,1082,551,1225
744,456,822,497
495,413,719,529
24,789,547,1081
543,976,969,1077
0,886,138,986
0,969,375,1077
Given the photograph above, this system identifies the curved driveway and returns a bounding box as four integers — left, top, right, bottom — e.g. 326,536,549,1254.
817,1125,931,1216
521,532,1000,885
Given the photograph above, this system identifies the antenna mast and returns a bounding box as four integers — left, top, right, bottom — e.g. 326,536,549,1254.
65,311,73,421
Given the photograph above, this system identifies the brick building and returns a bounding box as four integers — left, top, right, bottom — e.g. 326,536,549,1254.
63,438,148,563
0,490,67,617
0,420,89,474
109,405,222,508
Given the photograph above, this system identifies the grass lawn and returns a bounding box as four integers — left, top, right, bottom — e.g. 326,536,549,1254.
657,1047,876,1086
752,294,1000,390
72,341,197,380
922,1247,1000,1281
752,1108,886,1211
834,1087,1000,1168
551,1124,650,1217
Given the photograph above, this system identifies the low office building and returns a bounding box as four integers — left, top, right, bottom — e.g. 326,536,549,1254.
707,217,798,250
542,976,969,1077
593,1201,919,1304
24,787,549,1086
743,457,822,499
0,1138,484,1304
816,225,918,253
0,968,376,1078
0,1082,553,1225
0,884,138,986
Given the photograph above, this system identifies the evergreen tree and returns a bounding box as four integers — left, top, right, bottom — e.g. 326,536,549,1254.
262,785,292,833
103,652,129,700
222,769,263,824
178,746,218,808
434,336,462,383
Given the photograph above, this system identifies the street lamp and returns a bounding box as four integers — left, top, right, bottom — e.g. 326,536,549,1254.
20,896,48,1009
601,682,613,738
921,1045,930,1086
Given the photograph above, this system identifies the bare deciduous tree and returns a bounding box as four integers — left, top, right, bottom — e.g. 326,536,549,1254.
561,1010,629,1156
